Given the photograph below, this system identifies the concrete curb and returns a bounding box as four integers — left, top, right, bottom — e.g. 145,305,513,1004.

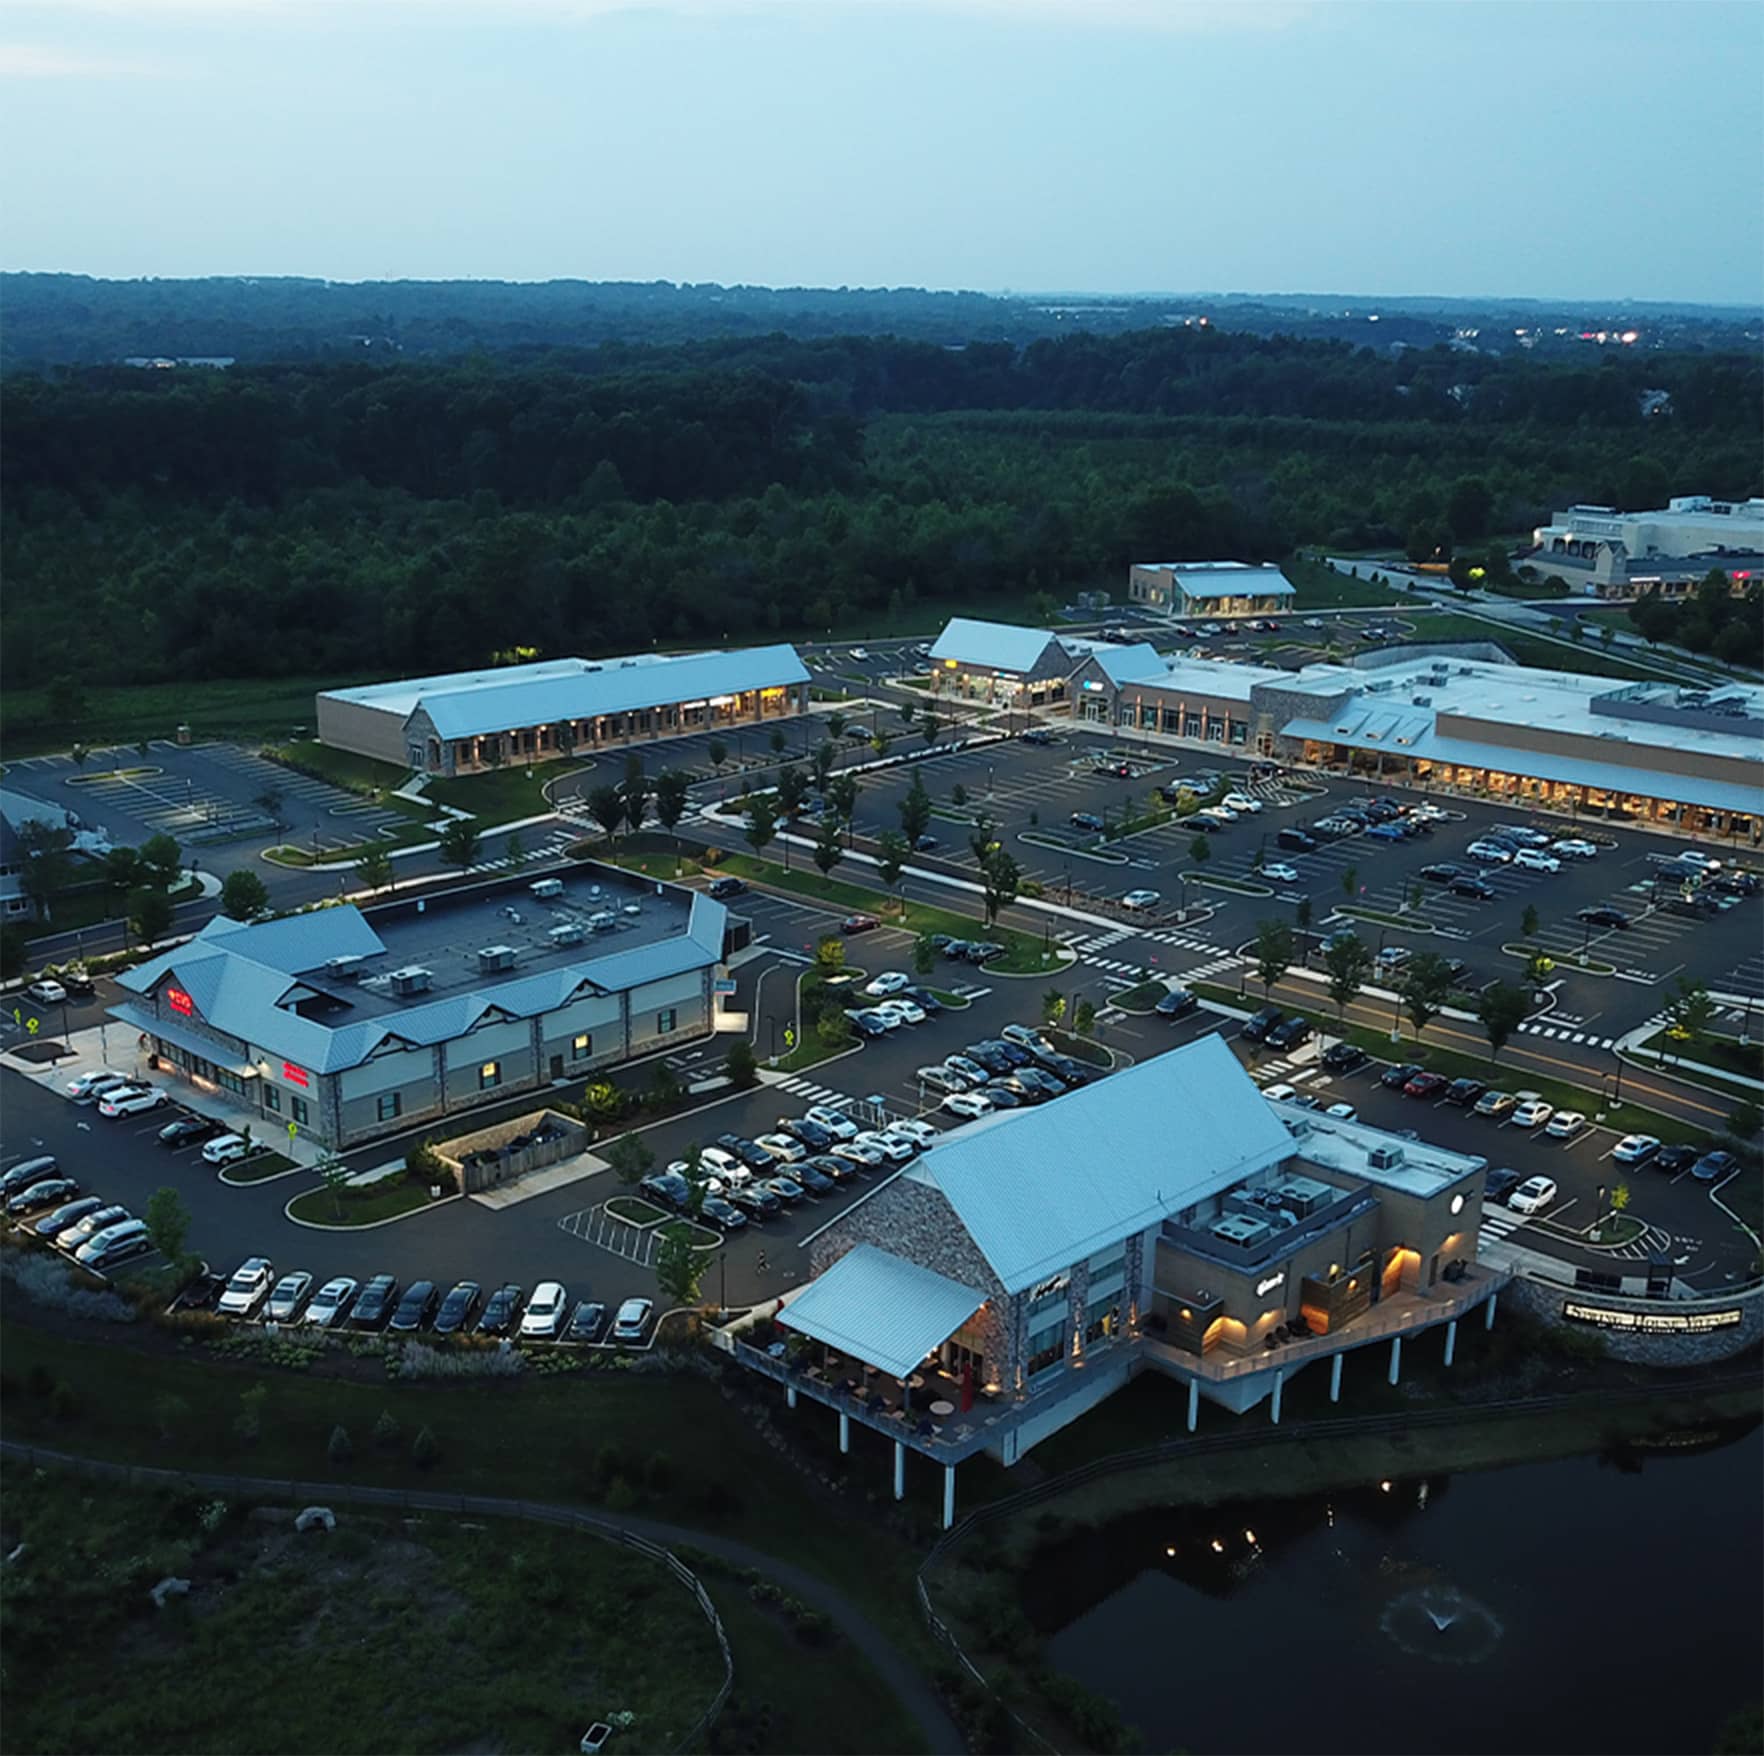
281,1188,468,1232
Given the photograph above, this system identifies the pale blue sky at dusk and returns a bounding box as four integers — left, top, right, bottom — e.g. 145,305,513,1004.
2,0,1759,303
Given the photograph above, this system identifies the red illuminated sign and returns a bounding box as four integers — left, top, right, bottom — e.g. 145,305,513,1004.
166,986,194,1017
282,1062,310,1089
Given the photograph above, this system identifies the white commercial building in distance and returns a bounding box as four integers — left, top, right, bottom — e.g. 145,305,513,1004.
1531,495,1764,595
1128,561,1296,618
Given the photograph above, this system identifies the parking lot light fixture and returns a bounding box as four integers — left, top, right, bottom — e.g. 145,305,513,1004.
1389,986,1402,1044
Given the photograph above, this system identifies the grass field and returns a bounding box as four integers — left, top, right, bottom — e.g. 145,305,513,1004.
1283,553,1406,610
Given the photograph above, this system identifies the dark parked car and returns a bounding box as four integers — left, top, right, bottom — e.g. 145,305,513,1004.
701,1194,750,1230
763,1175,806,1205
1444,1078,1487,1107
779,1117,834,1151
988,1074,1046,1105
1093,760,1132,779
59,969,98,999
1403,1071,1449,1099
433,1281,483,1334
1652,1145,1698,1176
912,834,939,851
1484,1167,1524,1204
1692,1150,1739,1183
1069,811,1105,832
389,1280,440,1333
964,1042,1015,1075
1321,1042,1368,1074
791,1162,837,1197
1154,987,1199,1018
1276,828,1318,853
7,1177,78,1216
1240,1007,1284,1044
1450,875,1496,900
641,1171,692,1210
349,1274,400,1330
1037,1053,1095,1087
1577,906,1631,930
977,1037,1031,1067
706,876,747,899
1265,1016,1312,1052
475,1284,525,1336
716,1134,775,1173
1015,1066,1068,1099
1019,728,1056,746
840,914,881,935
1380,1062,1423,1090
962,942,1004,963
901,985,945,1013
1419,863,1462,884
567,1300,609,1342
809,1153,858,1183
157,1114,216,1149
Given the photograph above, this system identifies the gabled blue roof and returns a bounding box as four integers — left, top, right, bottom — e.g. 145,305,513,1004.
779,1244,986,1378
929,619,1064,675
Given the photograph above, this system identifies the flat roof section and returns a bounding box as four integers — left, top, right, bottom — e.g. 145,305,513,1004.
1274,1107,1485,1199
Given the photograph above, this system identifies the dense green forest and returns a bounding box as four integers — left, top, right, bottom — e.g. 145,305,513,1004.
2,327,1758,691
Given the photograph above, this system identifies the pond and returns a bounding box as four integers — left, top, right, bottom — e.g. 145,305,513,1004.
1026,1419,1762,1754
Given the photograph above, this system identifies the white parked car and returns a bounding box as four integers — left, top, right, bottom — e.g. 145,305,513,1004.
202,1133,252,1165
803,1104,858,1140
1612,1133,1661,1165
942,1055,989,1087
613,1297,653,1342
863,971,910,997
1202,804,1239,822
65,1068,129,1101
1512,848,1561,874
1497,826,1552,848
265,1272,314,1323
888,1118,940,1148
941,1091,994,1120
1121,889,1162,910
1221,793,1263,813
1551,838,1598,860
1510,1098,1554,1129
1324,1102,1359,1121
1465,840,1513,864
1677,851,1722,870
1508,1176,1558,1215
699,1146,751,1185
1262,862,1299,883
854,1129,914,1164
218,1257,276,1317
1545,1109,1588,1139
753,1132,806,1164
874,997,927,1026
849,647,870,662
1263,1083,1299,1102
302,1277,359,1328
98,1084,168,1118
25,979,68,1005
520,1281,570,1339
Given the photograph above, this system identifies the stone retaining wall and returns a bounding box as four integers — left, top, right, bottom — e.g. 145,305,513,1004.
433,1108,588,1195
1507,1272,1763,1365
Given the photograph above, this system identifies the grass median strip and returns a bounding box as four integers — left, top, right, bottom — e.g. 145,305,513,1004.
606,1194,668,1226
286,1177,442,1227
218,1150,298,1185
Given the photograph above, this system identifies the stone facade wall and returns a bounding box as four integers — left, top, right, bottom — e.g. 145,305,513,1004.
432,1108,588,1195
1506,1273,1763,1365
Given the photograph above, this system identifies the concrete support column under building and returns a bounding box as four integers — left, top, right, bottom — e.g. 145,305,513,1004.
838,1410,850,1454
786,1384,797,1410
1329,1352,1343,1403
1444,1319,1458,1368
1186,1377,1200,1432
1485,1291,1499,1331
893,1440,905,1502
1388,1335,1402,1386
943,1465,956,1531
1269,1370,1284,1426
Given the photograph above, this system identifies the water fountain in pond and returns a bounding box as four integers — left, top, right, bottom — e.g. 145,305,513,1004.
1379,1585,1504,1665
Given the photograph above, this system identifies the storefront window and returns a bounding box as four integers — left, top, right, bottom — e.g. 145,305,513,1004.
290,1096,309,1125
376,1092,402,1121
657,1009,677,1035
479,1060,501,1091
263,1085,281,1113
572,1032,592,1060
1026,1317,1067,1378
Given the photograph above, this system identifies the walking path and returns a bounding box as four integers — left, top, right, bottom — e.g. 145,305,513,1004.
0,1438,965,1756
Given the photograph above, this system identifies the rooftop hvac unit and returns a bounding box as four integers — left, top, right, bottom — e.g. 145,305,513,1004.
548,922,586,946
326,954,366,980
477,945,516,975
1271,1174,1335,1218
1209,1214,1274,1249
389,967,433,997
587,909,618,932
1411,695,1432,707
1456,665,1475,675
529,878,564,900
1367,1144,1404,1171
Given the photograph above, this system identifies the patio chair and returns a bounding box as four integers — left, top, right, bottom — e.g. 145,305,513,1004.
916,1417,934,1439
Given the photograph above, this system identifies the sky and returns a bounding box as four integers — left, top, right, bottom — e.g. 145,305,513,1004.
2,0,1760,304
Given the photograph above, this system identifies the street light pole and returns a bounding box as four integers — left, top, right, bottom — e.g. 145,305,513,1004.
1390,986,1402,1045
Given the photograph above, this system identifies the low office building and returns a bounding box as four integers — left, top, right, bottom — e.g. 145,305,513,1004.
317,646,811,776
736,1036,1498,1521
1129,561,1296,618
926,617,1168,707
111,865,729,1148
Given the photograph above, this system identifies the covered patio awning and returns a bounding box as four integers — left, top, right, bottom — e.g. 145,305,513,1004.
778,1244,986,1380
110,1004,259,1079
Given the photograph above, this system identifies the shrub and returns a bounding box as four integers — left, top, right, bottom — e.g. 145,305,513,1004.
1,1251,137,1324
644,1451,672,1493
412,1425,439,1469
398,1342,525,1380
604,1477,638,1514
373,1408,402,1449
327,1424,353,1466
27,1364,54,1399
50,1383,79,1422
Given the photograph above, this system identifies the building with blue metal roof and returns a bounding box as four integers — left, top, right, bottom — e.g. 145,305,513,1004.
1128,560,1296,616
317,645,810,776
111,863,731,1148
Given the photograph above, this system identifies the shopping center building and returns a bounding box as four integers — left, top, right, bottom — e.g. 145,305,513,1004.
110,865,731,1149
317,646,811,776
1128,560,1296,617
732,1036,1501,1522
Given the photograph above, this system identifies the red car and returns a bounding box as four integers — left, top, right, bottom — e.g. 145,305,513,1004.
840,913,881,935
1403,1071,1449,1099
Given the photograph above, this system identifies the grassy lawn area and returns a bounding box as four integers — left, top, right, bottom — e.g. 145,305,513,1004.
1283,552,1406,609
217,1150,298,1185
286,1176,441,1227
0,1460,725,1756
0,674,377,762
0,1318,936,1749
265,737,412,797
597,844,699,879
425,762,592,825
605,1194,667,1226
1110,981,1164,1013
1640,1031,1764,1084
659,1219,722,1250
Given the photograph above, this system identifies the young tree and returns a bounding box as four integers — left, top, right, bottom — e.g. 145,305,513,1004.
724,1038,758,1089
815,935,847,974
218,868,270,920
875,829,909,912
138,832,184,890
587,784,626,843
706,736,729,774
621,769,652,836
899,698,917,729
1253,918,1295,1002
253,786,287,831
870,730,892,758
1294,894,1314,962
827,771,859,844
655,1230,706,1310
503,829,526,867
1662,977,1715,1064
811,739,836,794
1323,934,1373,1038
103,844,143,901
356,845,394,894
606,1132,655,1188
1520,902,1540,942
1041,988,1067,1028
827,710,848,741
775,763,808,819
1340,863,1359,905
437,816,481,872
318,1152,351,1218
898,769,933,848
143,1186,191,1270
742,792,779,861
981,848,1021,928
14,821,75,920
913,933,937,977
769,726,787,761
1399,951,1455,1045
920,711,942,749
128,886,175,947
654,770,691,848
1189,833,1211,869
1074,997,1097,1038
1477,980,1531,1063
951,781,968,808
968,813,999,870
812,815,844,880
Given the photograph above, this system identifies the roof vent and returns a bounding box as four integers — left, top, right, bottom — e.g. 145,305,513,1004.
548,922,586,947
529,878,564,900
326,954,367,980
389,967,433,997
477,945,516,975
1411,695,1432,707
1368,1143,1404,1171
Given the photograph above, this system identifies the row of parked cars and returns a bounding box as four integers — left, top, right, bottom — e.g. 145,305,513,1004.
204,1259,655,1345
0,1155,157,1273
916,1023,1103,1118
63,1070,259,1163
1273,796,1452,857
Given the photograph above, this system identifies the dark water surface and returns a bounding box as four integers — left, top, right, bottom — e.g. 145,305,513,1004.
1027,1420,1763,1754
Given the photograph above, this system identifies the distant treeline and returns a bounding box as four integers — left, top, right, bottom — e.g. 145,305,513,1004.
2,330,1758,692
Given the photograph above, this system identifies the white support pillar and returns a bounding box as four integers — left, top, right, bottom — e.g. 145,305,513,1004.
1387,1335,1402,1386
1444,1319,1458,1368
942,1464,956,1530
1329,1352,1343,1403
893,1439,905,1501
1269,1370,1284,1426
786,1383,797,1410
838,1410,850,1454
1484,1290,1499,1331
1186,1377,1200,1433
